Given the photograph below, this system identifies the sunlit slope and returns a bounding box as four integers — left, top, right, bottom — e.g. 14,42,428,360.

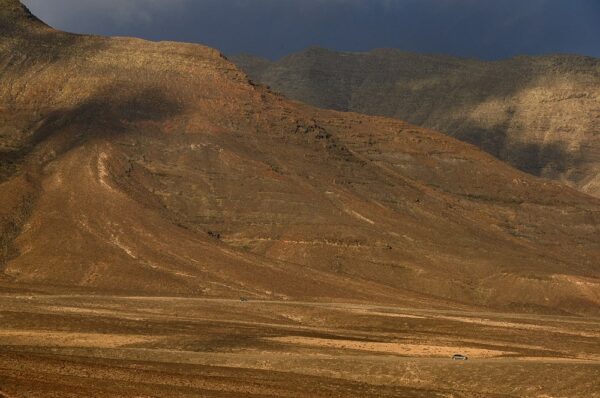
233,48,600,198
0,0,599,313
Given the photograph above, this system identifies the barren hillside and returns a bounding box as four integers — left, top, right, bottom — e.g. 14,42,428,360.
233,48,600,198
1,0,599,315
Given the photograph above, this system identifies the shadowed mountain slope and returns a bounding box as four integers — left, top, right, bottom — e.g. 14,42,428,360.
1,1,599,314
232,48,600,198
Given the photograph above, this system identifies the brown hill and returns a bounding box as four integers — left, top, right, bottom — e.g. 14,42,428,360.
1,1,599,314
232,48,600,198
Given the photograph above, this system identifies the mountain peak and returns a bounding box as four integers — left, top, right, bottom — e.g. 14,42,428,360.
0,0,45,29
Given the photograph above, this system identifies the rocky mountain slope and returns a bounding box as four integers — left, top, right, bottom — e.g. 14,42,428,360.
232,48,600,198
1,0,599,314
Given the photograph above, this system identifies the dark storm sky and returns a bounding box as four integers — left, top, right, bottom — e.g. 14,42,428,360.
22,0,600,60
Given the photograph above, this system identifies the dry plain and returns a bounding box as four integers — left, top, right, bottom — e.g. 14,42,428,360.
0,288,598,397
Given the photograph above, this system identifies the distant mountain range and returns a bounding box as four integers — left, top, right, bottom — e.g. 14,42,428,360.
232,48,600,198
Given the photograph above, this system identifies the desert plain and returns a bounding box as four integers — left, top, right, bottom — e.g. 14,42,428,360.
0,285,599,397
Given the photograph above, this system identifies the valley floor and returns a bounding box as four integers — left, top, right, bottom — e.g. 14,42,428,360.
0,292,598,397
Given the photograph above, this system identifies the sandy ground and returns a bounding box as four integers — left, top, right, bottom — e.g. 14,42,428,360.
0,293,599,397
264,336,514,358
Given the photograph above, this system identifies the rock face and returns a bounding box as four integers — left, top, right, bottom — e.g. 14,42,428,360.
232,48,600,198
1,1,600,313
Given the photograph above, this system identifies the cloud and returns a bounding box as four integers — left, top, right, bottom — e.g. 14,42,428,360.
24,0,188,27
22,0,600,59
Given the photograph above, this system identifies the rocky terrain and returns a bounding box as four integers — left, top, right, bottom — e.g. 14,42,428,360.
0,1,599,396
232,48,600,198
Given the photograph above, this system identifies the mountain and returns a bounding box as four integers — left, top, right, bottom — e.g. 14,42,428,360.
231,48,600,199
1,0,599,314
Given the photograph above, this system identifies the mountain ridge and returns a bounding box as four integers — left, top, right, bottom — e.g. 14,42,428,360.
0,2,599,314
0,0,46,29
232,47,600,198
